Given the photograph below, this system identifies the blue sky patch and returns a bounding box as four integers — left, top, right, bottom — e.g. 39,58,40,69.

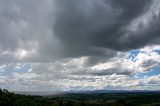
0,64,32,76
153,49,160,54
128,49,144,62
137,66,160,78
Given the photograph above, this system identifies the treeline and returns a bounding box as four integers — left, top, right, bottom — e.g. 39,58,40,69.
0,89,42,106
0,88,160,106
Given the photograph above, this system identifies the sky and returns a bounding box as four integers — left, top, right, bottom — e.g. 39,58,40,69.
0,0,160,92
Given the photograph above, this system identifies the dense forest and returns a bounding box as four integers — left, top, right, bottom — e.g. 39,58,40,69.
0,89,160,106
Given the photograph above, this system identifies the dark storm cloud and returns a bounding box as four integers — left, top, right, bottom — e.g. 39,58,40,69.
0,0,60,62
122,12,160,49
0,0,159,63
53,0,154,58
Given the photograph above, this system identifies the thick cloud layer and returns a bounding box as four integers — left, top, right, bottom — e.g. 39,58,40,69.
0,0,160,62
0,0,160,91
53,0,155,57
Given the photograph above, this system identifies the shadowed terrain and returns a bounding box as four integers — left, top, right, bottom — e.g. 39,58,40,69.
0,89,160,106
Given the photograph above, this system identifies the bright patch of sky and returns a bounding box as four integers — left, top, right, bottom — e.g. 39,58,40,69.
153,49,160,54
128,48,160,79
137,66,160,78
128,50,144,62
0,64,31,76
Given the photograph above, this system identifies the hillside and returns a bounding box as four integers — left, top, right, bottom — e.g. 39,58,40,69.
0,89,160,106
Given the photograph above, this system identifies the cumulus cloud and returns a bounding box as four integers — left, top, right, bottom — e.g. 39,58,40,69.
0,69,159,91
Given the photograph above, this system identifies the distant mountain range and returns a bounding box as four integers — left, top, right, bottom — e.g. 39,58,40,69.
14,89,160,96
74,89,160,94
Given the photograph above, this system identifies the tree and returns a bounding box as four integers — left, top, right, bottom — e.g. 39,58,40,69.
13,98,37,106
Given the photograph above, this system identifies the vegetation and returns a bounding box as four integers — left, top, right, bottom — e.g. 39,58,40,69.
0,89,160,106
